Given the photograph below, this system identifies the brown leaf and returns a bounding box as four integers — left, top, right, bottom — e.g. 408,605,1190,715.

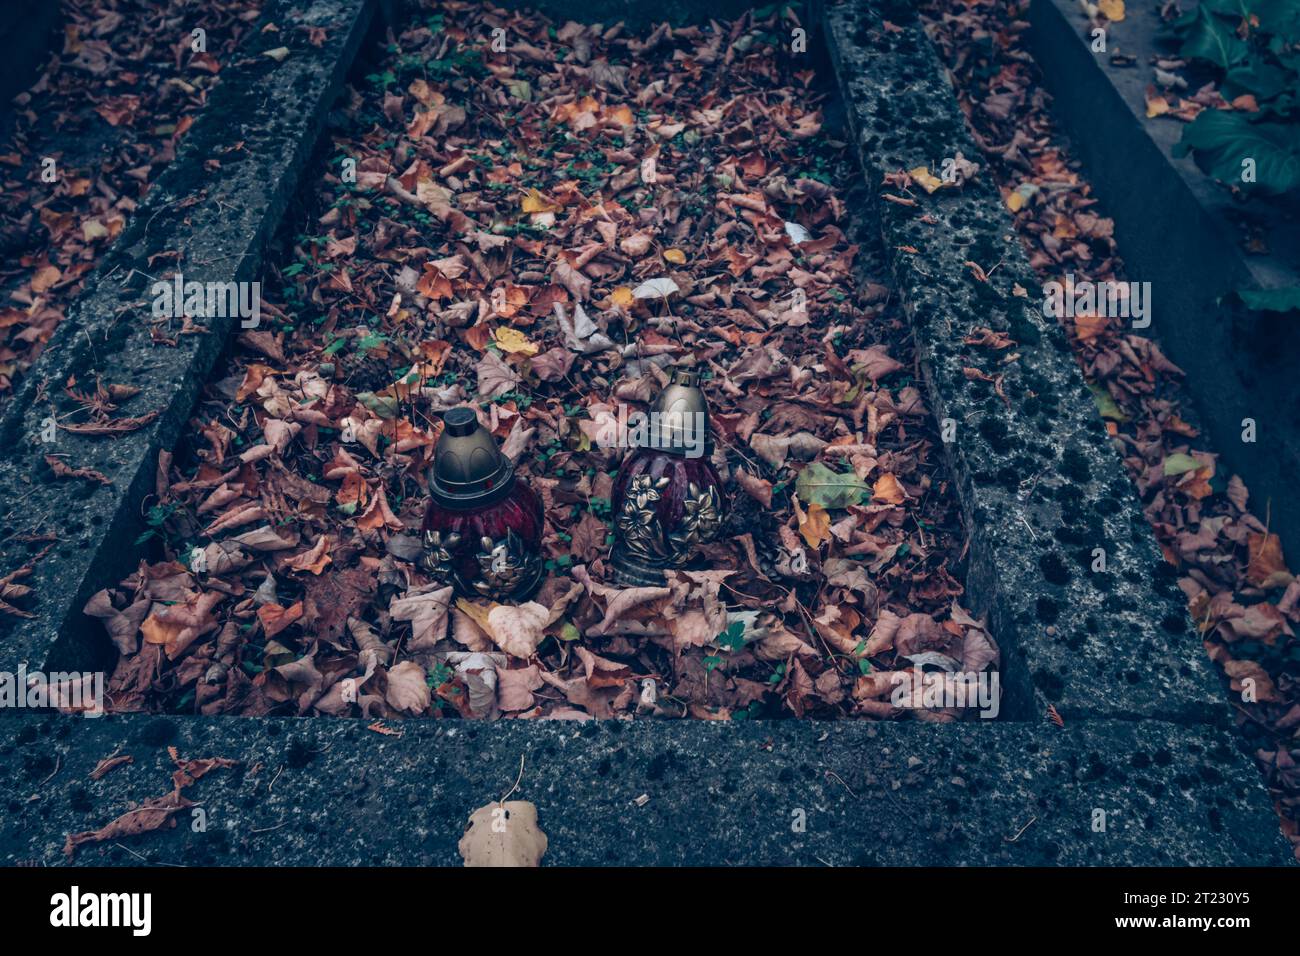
44,455,112,485
385,660,431,714
257,601,304,639
88,754,133,781
871,472,906,505
60,410,159,435
65,790,194,859
734,469,773,508
799,501,831,548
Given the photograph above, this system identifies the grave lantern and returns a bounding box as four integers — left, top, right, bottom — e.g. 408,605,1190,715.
610,369,726,586
420,406,545,602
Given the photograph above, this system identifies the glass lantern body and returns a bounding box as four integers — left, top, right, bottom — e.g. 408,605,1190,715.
610,446,725,586
420,478,545,602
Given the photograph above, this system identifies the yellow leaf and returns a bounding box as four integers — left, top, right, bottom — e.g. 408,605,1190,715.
610,286,635,309
520,188,561,214
1145,91,1171,119
493,326,539,356
1098,0,1125,21
663,248,687,265
141,612,184,648
82,219,109,241
1006,190,1025,213
799,501,831,548
907,165,945,194
456,598,498,634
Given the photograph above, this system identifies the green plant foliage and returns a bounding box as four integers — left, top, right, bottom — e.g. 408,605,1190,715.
1174,110,1300,194
1238,285,1300,311
1170,0,1300,196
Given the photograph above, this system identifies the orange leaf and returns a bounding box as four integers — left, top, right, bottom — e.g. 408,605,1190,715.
799,501,831,548
871,473,906,505
258,601,304,639
357,483,403,532
1247,532,1290,587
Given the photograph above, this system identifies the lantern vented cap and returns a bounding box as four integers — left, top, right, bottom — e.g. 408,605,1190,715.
430,407,515,508
648,368,711,455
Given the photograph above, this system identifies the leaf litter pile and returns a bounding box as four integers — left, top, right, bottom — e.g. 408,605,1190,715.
86,2,999,722
919,0,1300,860
0,0,263,399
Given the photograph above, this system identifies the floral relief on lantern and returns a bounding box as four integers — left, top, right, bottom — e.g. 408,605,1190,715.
420,406,544,602
610,369,727,587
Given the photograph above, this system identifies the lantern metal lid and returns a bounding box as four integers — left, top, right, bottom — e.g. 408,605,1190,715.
644,369,712,456
429,406,516,509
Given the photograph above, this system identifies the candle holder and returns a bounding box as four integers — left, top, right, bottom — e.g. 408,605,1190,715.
610,370,726,586
420,406,544,602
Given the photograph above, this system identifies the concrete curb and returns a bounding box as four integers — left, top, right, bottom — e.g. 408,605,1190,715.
0,712,1290,866
0,0,60,117
0,0,378,674
1026,0,1300,568
824,0,1224,725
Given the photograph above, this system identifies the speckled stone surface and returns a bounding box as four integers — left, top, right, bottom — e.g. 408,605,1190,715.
1026,0,1300,571
0,713,1290,866
0,0,377,677
0,0,1289,868
825,0,1223,724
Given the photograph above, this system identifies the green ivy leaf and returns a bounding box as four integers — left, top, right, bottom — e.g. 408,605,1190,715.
1223,60,1292,101
1089,383,1129,422
1163,453,1203,477
1251,0,1300,42
794,461,869,510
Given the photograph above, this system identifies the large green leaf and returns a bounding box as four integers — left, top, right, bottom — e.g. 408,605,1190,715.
794,462,869,510
1181,5,1250,66
1253,0,1300,41
1175,110,1300,194
1201,0,1300,41
1239,285,1300,312
1224,59,1293,101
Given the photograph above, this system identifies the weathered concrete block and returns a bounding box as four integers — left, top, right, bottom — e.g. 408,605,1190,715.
0,0,377,675
0,0,60,117
825,0,1223,724
1026,0,1300,570
0,713,1288,866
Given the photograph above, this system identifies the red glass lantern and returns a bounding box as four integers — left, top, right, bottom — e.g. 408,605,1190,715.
610,370,726,586
420,406,544,602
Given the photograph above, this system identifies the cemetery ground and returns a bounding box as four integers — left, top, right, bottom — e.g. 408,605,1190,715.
0,0,1295,870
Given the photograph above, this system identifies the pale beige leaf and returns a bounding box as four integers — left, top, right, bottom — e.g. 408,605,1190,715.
458,800,548,867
